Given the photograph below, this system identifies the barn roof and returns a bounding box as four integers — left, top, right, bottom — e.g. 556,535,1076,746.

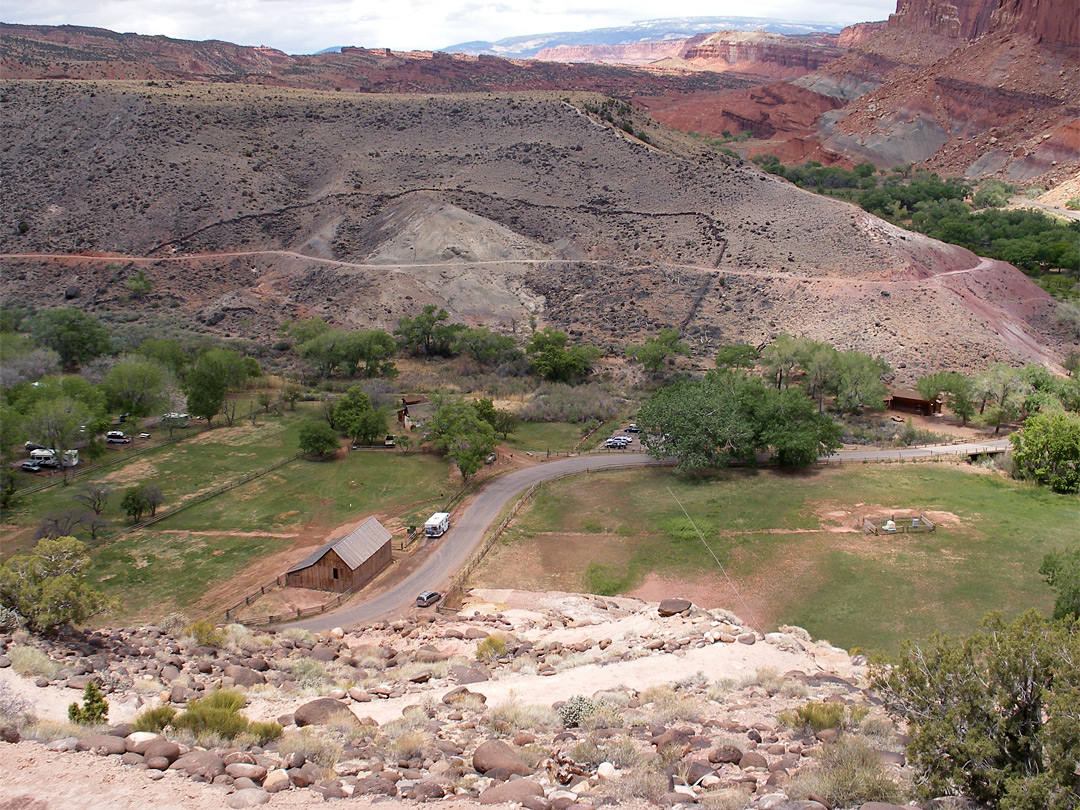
889,389,940,403
287,516,392,574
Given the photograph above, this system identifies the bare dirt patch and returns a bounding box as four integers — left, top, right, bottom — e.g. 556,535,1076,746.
99,458,158,485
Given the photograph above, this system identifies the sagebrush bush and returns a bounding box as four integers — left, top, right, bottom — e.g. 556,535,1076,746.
248,720,284,745
475,635,507,662
558,695,599,728
290,658,330,690
278,730,342,771
8,646,58,679
132,705,177,733
790,736,904,806
0,684,35,729
185,620,224,648
520,383,620,424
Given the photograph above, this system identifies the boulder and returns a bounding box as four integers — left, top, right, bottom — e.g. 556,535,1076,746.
0,655,11,668
225,788,270,808
1,726,20,743
478,779,546,805
473,740,531,776
409,780,447,801
739,751,769,769
443,686,485,705
226,763,268,782
293,698,356,727
146,756,171,771
262,769,291,793
224,665,265,687
737,633,757,645
348,687,372,702
124,731,159,753
451,665,490,684
171,750,226,779
76,734,127,755
353,776,398,796
143,738,181,763
709,745,743,764
658,598,692,617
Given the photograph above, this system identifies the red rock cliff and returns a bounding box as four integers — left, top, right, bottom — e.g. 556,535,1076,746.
888,0,1077,45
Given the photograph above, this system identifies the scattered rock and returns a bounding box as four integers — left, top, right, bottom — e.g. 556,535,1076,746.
293,698,356,727
473,739,531,776
225,788,270,808
478,778,546,804
658,598,692,617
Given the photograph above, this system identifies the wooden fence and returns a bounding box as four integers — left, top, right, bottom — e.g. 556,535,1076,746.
225,584,360,626
863,514,936,535
87,452,303,548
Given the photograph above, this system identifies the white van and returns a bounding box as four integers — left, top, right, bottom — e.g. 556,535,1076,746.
28,449,78,467
424,512,450,538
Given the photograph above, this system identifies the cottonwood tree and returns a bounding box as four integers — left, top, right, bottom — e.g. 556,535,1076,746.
74,484,111,516
28,308,112,369
715,343,760,370
425,397,496,481
298,420,339,458
334,386,387,445
22,395,91,484
1010,411,1080,493
625,327,690,374
103,359,169,417
395,305,464,357
526,329,602,383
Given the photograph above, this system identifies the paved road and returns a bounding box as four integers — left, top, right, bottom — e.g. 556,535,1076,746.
294,452,664,631
293,438,1010,630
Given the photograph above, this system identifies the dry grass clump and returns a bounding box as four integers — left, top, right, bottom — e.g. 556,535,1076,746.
444,690,487,713
778,700,868,734
740,666,784,694
638,684,707,724
706,678,738,702
7,646,58,679
484,698,559,734
699,788,753,810
567,734,645,769
278,729,343,772
390,729,429,759
595,767,668,803
0,684,35,730
788,736,906,807
289,658,331,691
281,627,315,644
24,718,101,741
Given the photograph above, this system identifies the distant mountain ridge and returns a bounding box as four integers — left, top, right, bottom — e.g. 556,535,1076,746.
444,16,850,58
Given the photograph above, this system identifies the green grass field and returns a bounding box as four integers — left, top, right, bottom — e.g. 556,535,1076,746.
504,421,588,454
475,463,1079,655
4,404,454,620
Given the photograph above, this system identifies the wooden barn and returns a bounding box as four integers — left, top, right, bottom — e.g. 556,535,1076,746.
886,389,942,417
284,516,392,593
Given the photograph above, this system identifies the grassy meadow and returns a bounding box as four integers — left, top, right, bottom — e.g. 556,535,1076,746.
471,462,1079,655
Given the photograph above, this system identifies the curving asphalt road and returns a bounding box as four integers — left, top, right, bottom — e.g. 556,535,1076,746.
294,452,665,631
292,437,1011,630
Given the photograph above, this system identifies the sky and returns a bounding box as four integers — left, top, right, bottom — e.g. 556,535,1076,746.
2,0,899,54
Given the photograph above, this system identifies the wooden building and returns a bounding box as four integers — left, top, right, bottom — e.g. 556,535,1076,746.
886,389,943,417
396,395,434,430
284,516,392,593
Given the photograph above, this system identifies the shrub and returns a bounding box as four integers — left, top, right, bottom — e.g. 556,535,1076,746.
278,730,342,771
68,682,109,725
247,721,284,745
475,635,507,662
0,683,35,729
185,620,224,648
484,699,559,734
290,658,331,690
132,705,177,733
777,701,846,733
7,646,58,679
391,729,429,759
172,689,249,740
558,695,599,728
789,736,905,806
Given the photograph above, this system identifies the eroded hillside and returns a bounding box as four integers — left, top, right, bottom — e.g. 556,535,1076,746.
0,81,1071,378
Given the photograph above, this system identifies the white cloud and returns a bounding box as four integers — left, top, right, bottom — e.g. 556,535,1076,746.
2,0,898,53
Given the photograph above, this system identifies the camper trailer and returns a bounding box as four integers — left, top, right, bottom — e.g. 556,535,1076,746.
28,449,79,468
424,512,450,538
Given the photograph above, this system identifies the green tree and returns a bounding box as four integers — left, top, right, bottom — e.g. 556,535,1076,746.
121,486,150,523
0,536,110,633
454,327,522,368
28,308,112,369
0,469,17,509
180,350,255,426
872,611,1080,810
1041,549,1080,621
125,269,152,299
298,420,339,457
715,343,760,370
1010,411,1080,493
625,327,690,374
334,386,387,445
761,334,801,390
394,305,464,357
526,328,601,383
136,337,191,377
756,386,843,467
638,369,762,471
102,359,168,417
832,350,890,413
278,317,331,346
425,397,496,481
797,340,839,412
298,328,346,379
69,681,109,724
22,395,91,483
339,329,397,378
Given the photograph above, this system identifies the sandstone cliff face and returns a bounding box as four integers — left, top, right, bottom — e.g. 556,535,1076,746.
674,31,844,77
888,0,1078,45
533,40,686,66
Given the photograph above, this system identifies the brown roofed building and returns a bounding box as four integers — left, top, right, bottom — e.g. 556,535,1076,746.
284,516,392,593
886,389,942,417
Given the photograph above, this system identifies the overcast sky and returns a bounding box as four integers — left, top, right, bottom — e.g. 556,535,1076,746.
3,0,898,54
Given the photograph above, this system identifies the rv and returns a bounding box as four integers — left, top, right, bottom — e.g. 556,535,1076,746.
424,512,450,538
28,449,79,467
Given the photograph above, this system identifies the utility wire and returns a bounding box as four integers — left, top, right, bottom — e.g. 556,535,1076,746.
667,487,765,637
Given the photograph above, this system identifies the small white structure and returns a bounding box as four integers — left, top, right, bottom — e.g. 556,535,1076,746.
424,512,450,538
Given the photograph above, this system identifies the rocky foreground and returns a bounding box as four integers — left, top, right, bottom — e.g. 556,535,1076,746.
0,591,936,810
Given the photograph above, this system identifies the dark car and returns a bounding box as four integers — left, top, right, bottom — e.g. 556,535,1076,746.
416,590,441,608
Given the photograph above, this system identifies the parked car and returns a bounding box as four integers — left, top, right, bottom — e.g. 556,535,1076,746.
384,435,396,448
605,437,630,449
106,431,132,444
138,432,152,440
625,424,640,433
20,461,42,473
416,590,442,608
24,441,46,452
485,452,497,464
